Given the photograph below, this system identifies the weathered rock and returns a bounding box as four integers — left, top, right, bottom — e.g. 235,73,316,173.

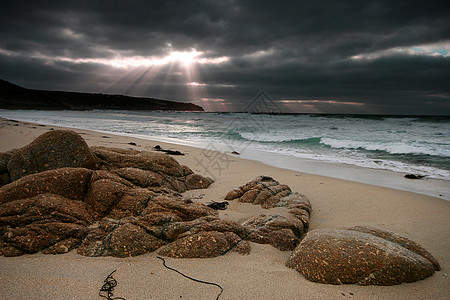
108,188,156,219
0,151,13,173
108,223,167,257
0,194,94,256
91,146,185,176
0,131,241,259
42,237,82,254
0,168,92,204
75,195,220,258
185,174,214,190
277,192,312,229
92,147,213,193
242,215,305,251
286,228,439,285
160,177,188,193
91,170,135,187
7,130,98,181
84,179,130,217
225,176,291,208
348,226,441,271
174,217,249,240
0,151,14,187
0,194,95,227
0,172,11,188
145,195,218,221
114,167,163,188
158,231,250,258
2,222,88,255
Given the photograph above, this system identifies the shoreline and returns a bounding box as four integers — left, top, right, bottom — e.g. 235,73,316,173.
0,117,449,299
1,116,448,200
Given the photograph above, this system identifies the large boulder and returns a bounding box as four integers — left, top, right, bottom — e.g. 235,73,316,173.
91,146,185,176
286,227,440,285
225,176,291,208
242,214,305,251
92,147,213,193
7,130,98,181
0,194,93,256
0,168,93,204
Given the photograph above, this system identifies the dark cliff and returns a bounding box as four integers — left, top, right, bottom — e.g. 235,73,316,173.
0,79,204,111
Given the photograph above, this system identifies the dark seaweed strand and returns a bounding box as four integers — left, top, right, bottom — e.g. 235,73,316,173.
99,270,127,300
156,256,224,300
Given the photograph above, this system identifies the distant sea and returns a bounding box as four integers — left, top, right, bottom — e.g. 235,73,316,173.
1,110,449,181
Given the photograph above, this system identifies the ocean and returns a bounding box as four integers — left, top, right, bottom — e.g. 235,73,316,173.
1,110,449,182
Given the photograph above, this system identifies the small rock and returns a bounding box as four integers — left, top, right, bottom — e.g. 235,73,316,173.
404,174,425,179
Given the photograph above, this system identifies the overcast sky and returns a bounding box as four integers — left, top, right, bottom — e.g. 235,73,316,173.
1,1,449,114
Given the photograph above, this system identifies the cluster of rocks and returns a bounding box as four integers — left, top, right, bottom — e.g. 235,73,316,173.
0,130,441,286
225,176,311,251
0,130,229,257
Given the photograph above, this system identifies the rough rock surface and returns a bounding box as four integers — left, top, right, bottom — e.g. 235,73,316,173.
242,214,305,251
0,194,92,256
225,175,291,208
226,177,312,251
6,130,98,182
286,227,440,285
0,168,93,204
158,231,249,258
0,151,14,186
0,130,226,258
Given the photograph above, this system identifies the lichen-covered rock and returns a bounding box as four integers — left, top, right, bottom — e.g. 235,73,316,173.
0,194,94,256
108,223,167,257
0,193,95,227
2,222,88,255
91,170,135,187
277,192,312,230
225,176,291,208
242,215,305,251
0,131,246,259
179,218,250,239
84,179,130,217
158,231,249,258
108,188,156,219
0,168,92,204
114,167,163,188
92,147,213,192
75,195,220,258
7,130,98,181
41,237,82,254
146,195,218,221
185,174,214,189
91,146,185,176
286,228,439,285
348,226,441,271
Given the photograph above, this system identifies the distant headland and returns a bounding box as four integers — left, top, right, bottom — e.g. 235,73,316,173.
0,79,204,111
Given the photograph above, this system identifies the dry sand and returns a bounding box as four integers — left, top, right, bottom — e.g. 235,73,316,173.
0,118,449,299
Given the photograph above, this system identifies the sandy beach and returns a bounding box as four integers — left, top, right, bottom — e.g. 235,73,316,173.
0,118,449,299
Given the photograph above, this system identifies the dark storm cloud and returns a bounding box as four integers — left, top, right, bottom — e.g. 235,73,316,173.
0,0,449,114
